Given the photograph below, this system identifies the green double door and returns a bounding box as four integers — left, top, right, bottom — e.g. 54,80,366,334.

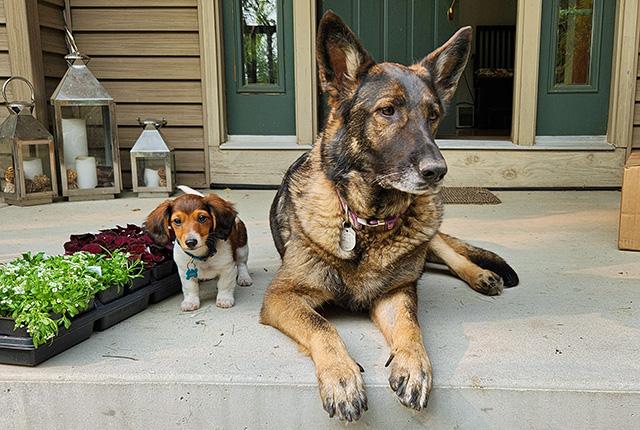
222,0,295,136
536,0,616,136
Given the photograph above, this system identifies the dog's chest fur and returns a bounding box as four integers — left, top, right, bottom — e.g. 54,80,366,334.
173,239,235,280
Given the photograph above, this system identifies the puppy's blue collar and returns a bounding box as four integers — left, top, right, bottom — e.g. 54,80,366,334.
183,251,209,261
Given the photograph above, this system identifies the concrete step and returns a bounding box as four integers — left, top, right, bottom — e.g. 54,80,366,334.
0,191,639,429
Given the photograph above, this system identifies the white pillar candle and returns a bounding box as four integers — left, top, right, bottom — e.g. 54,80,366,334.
143,168,161,187
61,118,88,168
23,158,43,180
75,156,98,189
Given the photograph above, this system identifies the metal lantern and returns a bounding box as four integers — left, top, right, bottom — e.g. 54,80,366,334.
0,77,58,206
130,118,175,197
50,29,121,201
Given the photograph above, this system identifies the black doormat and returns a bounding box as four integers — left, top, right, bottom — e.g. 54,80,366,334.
441,187,501,204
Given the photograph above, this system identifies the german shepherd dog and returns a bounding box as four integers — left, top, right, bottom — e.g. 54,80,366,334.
261,11,519,422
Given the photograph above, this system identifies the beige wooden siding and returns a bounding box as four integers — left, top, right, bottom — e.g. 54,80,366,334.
39,0,67,126
70,0,207,188
0,1,10,123
635,50,640,148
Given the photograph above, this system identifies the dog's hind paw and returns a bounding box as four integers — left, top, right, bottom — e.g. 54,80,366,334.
318,361,368,422
472,270,504,296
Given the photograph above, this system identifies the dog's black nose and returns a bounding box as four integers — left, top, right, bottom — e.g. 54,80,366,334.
185,239,198,249
419,162,447,183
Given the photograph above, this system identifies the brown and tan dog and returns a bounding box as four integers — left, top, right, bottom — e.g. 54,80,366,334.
261,11,518,422
146,190,252,310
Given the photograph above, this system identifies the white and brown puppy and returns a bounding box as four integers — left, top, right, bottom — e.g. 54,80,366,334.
145,190,252,310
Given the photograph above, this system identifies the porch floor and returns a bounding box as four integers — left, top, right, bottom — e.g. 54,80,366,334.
0,190,639,429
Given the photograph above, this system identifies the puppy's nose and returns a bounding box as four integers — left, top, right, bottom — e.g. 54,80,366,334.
419,160,447,183
185,239,198,249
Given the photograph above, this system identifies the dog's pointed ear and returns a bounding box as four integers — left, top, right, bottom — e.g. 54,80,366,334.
420,26,472,106
203,193,237,241
144,200,173,245
317,10,375,98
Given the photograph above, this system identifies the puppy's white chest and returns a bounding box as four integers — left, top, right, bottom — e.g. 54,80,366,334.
174,240,235,280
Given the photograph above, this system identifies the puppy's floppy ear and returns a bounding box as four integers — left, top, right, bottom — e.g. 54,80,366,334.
420,26,472,107
203,193,237,241
317,10,375,98
144,200,173,245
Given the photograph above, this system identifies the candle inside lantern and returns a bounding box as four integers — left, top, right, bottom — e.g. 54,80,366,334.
76,156,98,189
61,118,88,168
23,158,43,180
143,168,161,187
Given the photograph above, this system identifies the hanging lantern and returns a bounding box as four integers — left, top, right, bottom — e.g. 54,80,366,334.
0,77,58,206
50,28,121,201
130,118,175,197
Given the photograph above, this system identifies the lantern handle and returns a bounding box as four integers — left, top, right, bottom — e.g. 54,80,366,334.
2,76,36,112
137,117,168,129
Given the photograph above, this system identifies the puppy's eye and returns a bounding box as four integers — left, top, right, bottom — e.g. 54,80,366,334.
428,111,439,121
172,218,182,226
380,106,395,117
197,215,208,223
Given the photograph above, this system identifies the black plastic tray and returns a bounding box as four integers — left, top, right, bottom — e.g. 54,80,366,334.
0,266,180,366
96,284,125,304
125,270,152,293
151,260,176,280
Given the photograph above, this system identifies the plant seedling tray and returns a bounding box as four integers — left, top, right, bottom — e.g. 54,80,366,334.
125,270,152,293
96,285,125,304
151,260,176,280
0,265,180,366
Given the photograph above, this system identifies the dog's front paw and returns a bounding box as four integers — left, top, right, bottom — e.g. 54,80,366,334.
387,347,432,411
216,294,235,308
180,298,200,312
473,270,504,296
237,274,253,287
317,361,367,422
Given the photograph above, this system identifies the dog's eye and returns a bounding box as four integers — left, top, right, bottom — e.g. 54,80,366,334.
198,215,208,223
380,106,395,117
172,218,182,226
428,111,439,121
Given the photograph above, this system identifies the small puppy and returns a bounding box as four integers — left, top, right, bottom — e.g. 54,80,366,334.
145,191,252,310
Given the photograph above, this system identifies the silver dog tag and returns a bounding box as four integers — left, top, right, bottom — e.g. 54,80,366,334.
340,222,356,252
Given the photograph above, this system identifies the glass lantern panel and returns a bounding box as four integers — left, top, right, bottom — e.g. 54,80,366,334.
20,141,53,194
136,156,169,189
61,105,114,190
0,138,15,195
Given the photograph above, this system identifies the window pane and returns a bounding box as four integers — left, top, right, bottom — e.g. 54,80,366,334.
554,0,594,86
240,0,279,85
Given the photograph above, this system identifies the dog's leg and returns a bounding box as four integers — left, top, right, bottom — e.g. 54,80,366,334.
370,283,432,411
260,281,367,422
216,265,237,308
179,276,200,311
427,232,518,295
235,244,252,286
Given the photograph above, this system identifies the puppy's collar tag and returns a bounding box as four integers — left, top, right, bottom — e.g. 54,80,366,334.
185,259,198,280
340,221,357,252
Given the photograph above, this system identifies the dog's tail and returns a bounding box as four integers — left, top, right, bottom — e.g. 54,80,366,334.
177,185,205,197
427,232,519,288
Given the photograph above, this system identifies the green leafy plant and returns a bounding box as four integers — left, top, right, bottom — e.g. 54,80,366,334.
0,250,143,347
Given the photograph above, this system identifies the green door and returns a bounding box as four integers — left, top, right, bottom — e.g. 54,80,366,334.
536,0,616,136
318,0,459,133
222,0,295,135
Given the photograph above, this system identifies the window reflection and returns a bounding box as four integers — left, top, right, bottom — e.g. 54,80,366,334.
240,0,279,86
554,0,594,86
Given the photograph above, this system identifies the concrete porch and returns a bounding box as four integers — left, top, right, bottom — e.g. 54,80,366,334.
0,190,638,429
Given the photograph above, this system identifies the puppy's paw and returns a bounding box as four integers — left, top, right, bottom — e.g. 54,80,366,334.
387,347,432,411
472,270,504,296
180,298,200,312
237,274,253,287
317,361,367,422
216,295,235,308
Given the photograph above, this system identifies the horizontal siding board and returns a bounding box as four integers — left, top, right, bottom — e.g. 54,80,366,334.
0,25,7,50
75,32,200,56
43,52,67,77
0,3,5,24
71,0,197,6
118,126,204,150
102,81,202,103
40,27,67,54
41,0,65,7
0,53,10,75
87,57,200,80
116,104,203,126
72,9,198,32
38,1,64,30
